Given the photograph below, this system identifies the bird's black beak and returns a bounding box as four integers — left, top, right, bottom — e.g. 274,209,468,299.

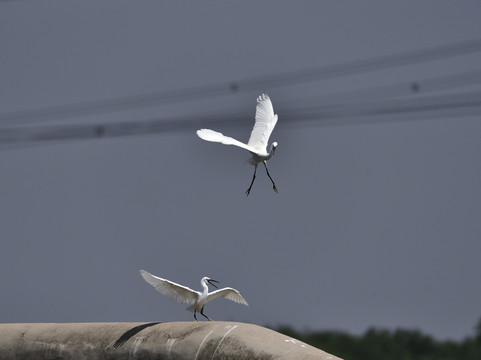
207,279,219,288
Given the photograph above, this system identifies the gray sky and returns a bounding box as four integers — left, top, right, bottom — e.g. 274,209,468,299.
1,1,481,341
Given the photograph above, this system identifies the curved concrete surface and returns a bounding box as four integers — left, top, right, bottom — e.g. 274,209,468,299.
0,321,343,360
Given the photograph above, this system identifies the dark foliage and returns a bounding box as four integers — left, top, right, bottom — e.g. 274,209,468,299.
272,318,481,360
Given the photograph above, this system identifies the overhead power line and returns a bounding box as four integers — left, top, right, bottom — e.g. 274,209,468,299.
1,38,481,125
1,90,480,151
291,69,481,105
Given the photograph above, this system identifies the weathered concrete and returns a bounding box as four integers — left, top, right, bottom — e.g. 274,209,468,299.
0,322,342,360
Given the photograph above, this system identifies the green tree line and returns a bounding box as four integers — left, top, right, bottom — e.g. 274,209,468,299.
273,318,481,360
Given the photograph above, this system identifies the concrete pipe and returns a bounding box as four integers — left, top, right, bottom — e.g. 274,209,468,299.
0,321,343,360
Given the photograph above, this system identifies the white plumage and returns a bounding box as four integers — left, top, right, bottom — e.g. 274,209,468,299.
197,93,279,195
247,93,278,153
140,270,248,321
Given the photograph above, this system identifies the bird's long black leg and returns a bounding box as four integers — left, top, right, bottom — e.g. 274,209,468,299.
194,310,198,321
263,161,278,193
200,307,212,321
245,164,258,196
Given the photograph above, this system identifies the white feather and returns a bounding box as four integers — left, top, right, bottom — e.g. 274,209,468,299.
196,129,256,153
140,270,248,320
196,93,278,157
207,287,249,306
247,93,278,153
196,93,279,195
140,270,198,305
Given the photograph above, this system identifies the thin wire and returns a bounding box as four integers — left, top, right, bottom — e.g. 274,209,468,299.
1,38,481,125
285,69,481,106
1,90,480,151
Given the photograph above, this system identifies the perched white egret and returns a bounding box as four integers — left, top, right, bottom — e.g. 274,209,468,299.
139,270,248,321
197,93,279,195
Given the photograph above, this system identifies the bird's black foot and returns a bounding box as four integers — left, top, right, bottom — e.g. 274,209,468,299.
245,188,252,196
273,183,278,193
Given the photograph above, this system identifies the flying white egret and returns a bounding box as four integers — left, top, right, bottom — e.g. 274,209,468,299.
139,270,248,321
197,93,279,195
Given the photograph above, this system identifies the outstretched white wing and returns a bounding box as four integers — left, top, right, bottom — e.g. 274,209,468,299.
140,270,199,304
197,129,257,153
246,94,278,153
206,287,249,306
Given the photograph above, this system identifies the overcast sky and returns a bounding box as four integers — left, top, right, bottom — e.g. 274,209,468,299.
1,1,481,341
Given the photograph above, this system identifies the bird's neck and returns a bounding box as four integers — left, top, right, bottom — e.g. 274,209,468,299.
267,144,277,158
201,280,209,295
